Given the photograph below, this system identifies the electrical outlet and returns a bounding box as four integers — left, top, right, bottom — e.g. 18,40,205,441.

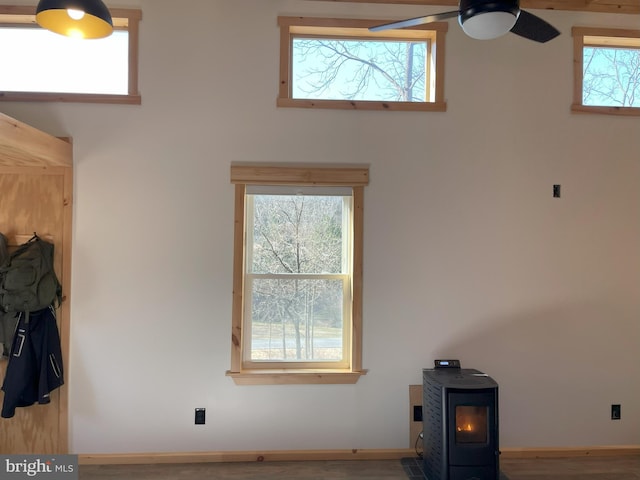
553,184,561,198
195,408,206,425
611,404,621,420
413,405,423,422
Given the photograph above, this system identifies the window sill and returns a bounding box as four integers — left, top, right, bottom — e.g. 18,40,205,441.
0,92,142,105
277,98,446,112
226,369,368,385
571,104,640,117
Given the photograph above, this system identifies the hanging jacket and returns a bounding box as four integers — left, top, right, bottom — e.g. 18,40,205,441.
1,306,64,418
0,311,19,357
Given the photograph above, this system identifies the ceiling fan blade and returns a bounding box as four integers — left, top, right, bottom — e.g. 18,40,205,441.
509,10,560,43
369,11,459,32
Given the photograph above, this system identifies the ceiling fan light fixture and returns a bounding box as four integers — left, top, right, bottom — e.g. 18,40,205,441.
459,10,519,40
36,0,113,39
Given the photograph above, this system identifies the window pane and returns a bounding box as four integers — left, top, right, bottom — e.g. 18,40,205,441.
249,278,345,362
250,195,347,274
583,46,640,107
0,28,128,94
292,38,427,102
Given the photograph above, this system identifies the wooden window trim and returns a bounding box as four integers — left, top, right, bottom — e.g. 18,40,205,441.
277,16,447,112
571,26,640,116
226,165,369,385
0,6,142,105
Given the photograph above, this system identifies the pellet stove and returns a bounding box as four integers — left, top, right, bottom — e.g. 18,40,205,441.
423,360,499,480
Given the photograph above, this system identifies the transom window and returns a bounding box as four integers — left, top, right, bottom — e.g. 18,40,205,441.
227,165,369,385
0,6,141,104
278,16,447,111
572,27,640,116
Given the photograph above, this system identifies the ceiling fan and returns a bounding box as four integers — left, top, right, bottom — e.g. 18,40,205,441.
369,0,560,43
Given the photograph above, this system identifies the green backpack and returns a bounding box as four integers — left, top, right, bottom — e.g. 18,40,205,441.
0,233,18,356
0,233,63,321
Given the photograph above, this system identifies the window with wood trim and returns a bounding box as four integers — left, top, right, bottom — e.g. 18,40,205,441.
277,16,447,112
572,27,640,116
0,6,141,105
227,165,369,385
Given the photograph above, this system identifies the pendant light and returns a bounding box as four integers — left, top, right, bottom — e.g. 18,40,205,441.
36,0,113,39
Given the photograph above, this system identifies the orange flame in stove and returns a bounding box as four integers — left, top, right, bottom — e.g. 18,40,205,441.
456,423,474,432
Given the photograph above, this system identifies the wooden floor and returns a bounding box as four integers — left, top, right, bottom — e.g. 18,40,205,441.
79,455,640,479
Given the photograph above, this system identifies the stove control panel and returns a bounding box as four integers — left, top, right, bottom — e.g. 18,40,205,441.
434,359,461,369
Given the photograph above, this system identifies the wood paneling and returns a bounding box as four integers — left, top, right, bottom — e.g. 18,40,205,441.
0,113,72,168
0,115,72,455
311,0,640,15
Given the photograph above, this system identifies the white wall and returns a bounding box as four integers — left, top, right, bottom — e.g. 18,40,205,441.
2,0,639,454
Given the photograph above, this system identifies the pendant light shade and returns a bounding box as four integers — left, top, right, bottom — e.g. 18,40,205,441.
36,0,113,39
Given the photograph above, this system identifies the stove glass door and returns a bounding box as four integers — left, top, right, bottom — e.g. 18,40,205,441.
455,405,488,444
